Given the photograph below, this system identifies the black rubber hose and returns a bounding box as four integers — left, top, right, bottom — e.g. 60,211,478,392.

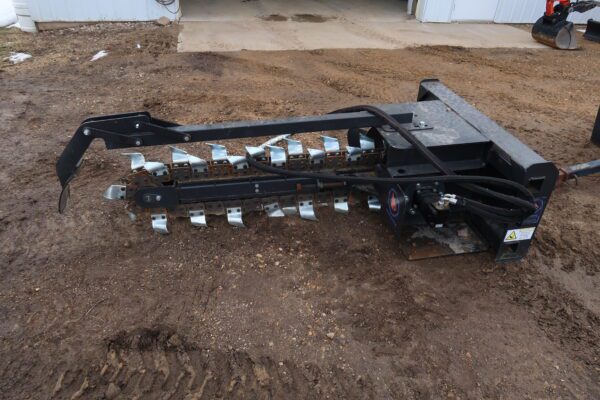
332,105,453,175
458,183,535,211
330,104,536,210
245,156,537,212
462,199,524,217
462,203,522,224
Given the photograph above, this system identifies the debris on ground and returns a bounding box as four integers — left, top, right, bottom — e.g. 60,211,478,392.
90,50,108,61
6,52,31,64
155,16,171,26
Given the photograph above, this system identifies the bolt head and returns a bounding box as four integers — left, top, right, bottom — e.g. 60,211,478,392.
135,139,142,146
83,128,91,136
184,135,191,142
135,123,141,129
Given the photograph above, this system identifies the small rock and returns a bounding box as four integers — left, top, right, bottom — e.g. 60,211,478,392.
155,16,171,26
105,383,120,399
326,332,335,339
167,334,182,348
123,240,131,248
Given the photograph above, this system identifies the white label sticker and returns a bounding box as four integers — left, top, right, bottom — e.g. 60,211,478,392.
504,227,536,243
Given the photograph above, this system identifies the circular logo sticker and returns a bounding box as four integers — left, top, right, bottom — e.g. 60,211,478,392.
387,188,402,218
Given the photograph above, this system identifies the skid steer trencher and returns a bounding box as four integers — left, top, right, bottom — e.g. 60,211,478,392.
56,80,561,262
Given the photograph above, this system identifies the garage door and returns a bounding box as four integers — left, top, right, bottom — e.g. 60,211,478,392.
452,0,499,21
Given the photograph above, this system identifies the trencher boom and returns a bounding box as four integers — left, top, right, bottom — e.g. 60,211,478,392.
56,80,559,262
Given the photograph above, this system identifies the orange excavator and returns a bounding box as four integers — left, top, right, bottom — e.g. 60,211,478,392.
532,0,600,49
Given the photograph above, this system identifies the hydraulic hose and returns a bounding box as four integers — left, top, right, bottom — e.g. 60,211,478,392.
245,156,537,213
330,105,537,214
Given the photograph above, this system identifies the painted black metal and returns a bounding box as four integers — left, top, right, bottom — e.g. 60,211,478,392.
416,79,558,262
56,79,559,262
56,109,414,188
134,176,327,210
584,19,600,42
592,105,600,146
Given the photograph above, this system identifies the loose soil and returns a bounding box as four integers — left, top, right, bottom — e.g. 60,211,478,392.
0,23,599,399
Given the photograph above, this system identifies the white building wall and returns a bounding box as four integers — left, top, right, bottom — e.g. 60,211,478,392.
26,0,180,22
418,0,600,24
416,0,453,22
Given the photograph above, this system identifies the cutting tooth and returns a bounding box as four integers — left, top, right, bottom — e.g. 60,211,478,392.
122,152,146,170
227,155,249,170
151,213,168,234
226,207,245,227
207,143,228,161
285,138,303,156
169,146,190,164
168,146,208,172
334,195,349,214
264,202,285,217
188,154,207,170
307,148,326,163
298,198,317,221
346,146,362,162
322,136,340,153
368,195,381,212
266,145,286,166
189,209,207,227
103,184,126,200
359,133,375,151
143,161,169,176
245,146,266,158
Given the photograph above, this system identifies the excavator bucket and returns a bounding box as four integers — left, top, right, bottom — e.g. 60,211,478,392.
584,19,600,42
532,17,578,49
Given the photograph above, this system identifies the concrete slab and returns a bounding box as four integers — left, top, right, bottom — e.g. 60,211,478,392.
178,0,545,52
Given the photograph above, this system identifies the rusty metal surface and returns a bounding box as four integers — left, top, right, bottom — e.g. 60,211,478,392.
400,223,488,260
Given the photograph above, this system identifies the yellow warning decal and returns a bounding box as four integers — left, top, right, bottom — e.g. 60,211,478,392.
504,227,536,243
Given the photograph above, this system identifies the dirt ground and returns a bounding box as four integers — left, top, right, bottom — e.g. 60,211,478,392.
1,23,599,399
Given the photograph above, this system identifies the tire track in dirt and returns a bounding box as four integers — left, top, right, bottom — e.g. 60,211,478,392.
46,327,375,399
